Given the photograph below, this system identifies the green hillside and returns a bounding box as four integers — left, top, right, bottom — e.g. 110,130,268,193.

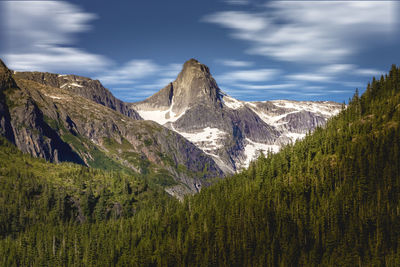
1,65,400,266
0,135,173,236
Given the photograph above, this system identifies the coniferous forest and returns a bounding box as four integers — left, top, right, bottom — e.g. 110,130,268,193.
1,65,400,266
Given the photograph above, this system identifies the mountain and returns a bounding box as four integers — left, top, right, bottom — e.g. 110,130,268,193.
13,71,142,120
2,65,399,266
0,60,223,198
133,59,342,172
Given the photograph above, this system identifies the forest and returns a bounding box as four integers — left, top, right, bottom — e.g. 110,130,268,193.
1,65,400,266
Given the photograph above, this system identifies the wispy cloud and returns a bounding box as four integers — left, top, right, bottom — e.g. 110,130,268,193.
217,68,280,83
2,1,110,73
286,73,332,82
218,59,254,67
320,64,356,74
204,11,266,32
320,64,384,77
97,60,181,87
97,61,182,102
355,68,385,77
204,1,396,63
96,60,160,85
228,83,297,90
224,0,249,6
285,64,385,86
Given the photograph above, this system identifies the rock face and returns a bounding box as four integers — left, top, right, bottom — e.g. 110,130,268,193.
132,59,343,172
14,71,142,120
0,60,16,143
0,60,223,197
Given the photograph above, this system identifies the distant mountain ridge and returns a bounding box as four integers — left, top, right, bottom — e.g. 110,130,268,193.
133,59,342,172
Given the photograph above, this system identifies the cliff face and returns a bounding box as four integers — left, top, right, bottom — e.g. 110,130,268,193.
14,71,142,120
133,59,343,172
0,60,16,143
0,61,223,198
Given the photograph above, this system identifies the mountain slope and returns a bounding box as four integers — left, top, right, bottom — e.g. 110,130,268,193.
133,59,342,172
1,65,399,266
0,60,223,197
0,135,169,237
14,71,142,120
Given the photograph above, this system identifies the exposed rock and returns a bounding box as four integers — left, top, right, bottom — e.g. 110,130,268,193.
133,59,343,172
5,81,85,164
14,71,142,120
0,60,15,143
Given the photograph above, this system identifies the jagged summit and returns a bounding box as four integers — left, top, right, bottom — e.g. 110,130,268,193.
178,58,211,78
133,58,222,115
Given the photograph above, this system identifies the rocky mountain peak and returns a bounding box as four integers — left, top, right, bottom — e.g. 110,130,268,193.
175,58,213,92
133,59,222,116
179,58,210,77
172,58,222,111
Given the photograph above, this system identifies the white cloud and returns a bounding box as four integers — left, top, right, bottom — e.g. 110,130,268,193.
5,47,110,72
204,1,397,63
286,73,331,82
161,64,182,77
302,86,325,91
97,60,180,87
224,0,249,6
2,1,109,73
328,90,350,94
355,68,384,77
218,59,254,67
204,11,266,32
97,60,160,85
229,83,297,90
319,64,384,77
217,68,280,83
320,64,356,74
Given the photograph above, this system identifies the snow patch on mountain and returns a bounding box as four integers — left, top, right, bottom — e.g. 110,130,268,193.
69,83,83,88
60,82,84,89
223,95,244,109
242,138,280,169
137,99,187,125
283,132,306,141
246,107,298,126
270,100,341,117
178,127,228,153
136,95,342,170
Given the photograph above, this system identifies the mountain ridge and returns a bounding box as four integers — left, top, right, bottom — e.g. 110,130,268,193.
13,71,142,120
132,58,342,172
1,58,342,193
0,60,224,198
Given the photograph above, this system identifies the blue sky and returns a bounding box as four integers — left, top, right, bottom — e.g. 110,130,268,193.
1,0,400,103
